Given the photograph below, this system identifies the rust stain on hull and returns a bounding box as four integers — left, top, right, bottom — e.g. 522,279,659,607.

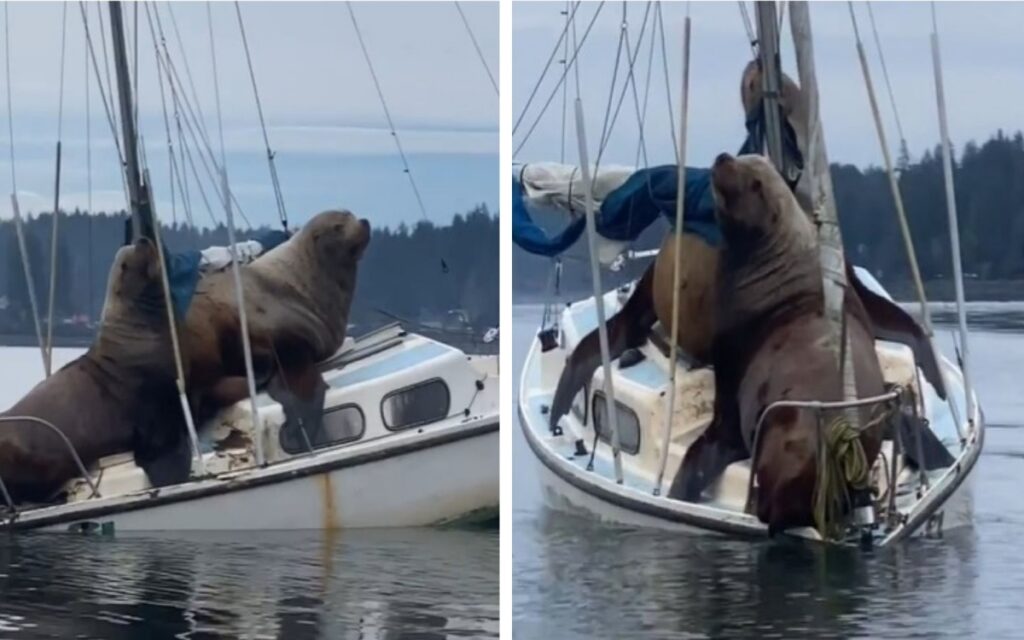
319,473,340,531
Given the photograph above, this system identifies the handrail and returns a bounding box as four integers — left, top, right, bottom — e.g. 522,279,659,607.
742,389,902,518
0,416,101,500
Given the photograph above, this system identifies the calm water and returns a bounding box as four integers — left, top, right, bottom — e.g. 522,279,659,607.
513,303,1024,639
0,347,498,639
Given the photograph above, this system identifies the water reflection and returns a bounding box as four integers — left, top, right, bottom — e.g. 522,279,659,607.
0,528,498,639
516,511,979,639
513,304,1024,639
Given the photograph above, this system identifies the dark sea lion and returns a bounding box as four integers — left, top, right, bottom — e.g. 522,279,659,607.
667,153,893,534
183,209,370,433
548,59,944,433
0,238,184,503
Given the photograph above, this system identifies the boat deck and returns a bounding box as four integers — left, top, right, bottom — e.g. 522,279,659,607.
519,274,984,545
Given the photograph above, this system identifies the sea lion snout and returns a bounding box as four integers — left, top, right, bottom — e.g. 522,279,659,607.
711,153,742,200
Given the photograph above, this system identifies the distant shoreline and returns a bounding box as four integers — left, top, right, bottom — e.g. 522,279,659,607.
513,278,1024,306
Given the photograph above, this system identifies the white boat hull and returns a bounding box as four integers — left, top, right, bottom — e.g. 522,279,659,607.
518,275,985,546
24,422,498,533
1,329,500,533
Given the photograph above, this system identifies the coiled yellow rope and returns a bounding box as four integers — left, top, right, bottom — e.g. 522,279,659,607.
812,406,894,540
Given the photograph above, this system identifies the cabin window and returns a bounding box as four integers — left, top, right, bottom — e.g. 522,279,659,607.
280,404,365,454
382,378,450,430
592,391,641,455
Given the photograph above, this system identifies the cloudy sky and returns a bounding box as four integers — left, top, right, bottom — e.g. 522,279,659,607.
513,1,1024,171
1,1,498,230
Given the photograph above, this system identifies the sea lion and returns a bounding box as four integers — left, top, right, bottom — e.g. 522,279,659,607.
667,153,891,533
0,238,185,503
548,59,945,432
182,209,370,434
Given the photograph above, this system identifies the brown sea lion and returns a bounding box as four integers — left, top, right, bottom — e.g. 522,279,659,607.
0,238,185,503
667,153,892,534
182,209,370,432
548,59,945,432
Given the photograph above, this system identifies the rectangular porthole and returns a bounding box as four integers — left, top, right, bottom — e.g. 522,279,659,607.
381,378,451,430
591,391,641,455
279,404,365,454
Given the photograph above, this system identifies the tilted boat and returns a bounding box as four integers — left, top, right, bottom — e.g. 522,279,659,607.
513,1,983,546
518,272,982,545
1,323,498,532
0,2,498,530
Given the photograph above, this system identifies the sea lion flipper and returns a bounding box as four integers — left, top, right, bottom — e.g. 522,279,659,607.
132,394,192,488
667,430,747,502
549,264,658,429
894,412,956,471
847,265,948,399
267,360,330,452
136,434,192,488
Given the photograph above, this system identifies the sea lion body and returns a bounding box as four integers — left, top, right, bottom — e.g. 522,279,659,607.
668,153,889,533
183,209,370,422
0,239,182,503
651,231,719,363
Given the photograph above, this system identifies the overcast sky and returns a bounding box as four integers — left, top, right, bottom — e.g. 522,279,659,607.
1,1,498,230
513,1,1024,171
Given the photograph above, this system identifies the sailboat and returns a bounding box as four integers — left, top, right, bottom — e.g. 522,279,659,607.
515,1,982,546
0,2,498,531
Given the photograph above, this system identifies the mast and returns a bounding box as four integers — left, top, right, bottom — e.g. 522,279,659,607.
108,2,207,475
108,1,154,242
788,3,858,406
753,2,786,174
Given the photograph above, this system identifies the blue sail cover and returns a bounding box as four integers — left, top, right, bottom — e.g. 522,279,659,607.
512,165,720,257
165,228,291,319
512,93,803,258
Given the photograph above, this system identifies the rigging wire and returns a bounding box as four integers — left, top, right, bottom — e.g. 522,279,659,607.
143,2,181,231
94,2,119,152
737,1,759,58
207,2,227,167
595,1,654,171
145,5,219,227
513,1,607,157
865,2,907,154
3,4,47,371
86,37,94,321
149,4,250,228
345,3,437,240
77,1,131,209
234,1,289,233
513,1,583,137
559,1,571,162
166,3,215,155
453,1,498,96
635,0,658,167
657,2,678,164
44,2,69,377
593,2,629,173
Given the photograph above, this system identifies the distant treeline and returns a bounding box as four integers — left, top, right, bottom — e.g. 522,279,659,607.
0,204,498,336
514,130,1024,301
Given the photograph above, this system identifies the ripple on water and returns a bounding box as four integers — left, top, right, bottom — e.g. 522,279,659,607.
0,529,498,639
512,306,1024,639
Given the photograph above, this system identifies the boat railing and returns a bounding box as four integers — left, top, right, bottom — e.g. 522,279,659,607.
742,388,905,531
0,415,101,518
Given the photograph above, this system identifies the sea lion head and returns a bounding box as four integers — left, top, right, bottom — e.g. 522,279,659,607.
710,153,804,240
101,237,166,325
301,209,371,272
740,59,804,123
